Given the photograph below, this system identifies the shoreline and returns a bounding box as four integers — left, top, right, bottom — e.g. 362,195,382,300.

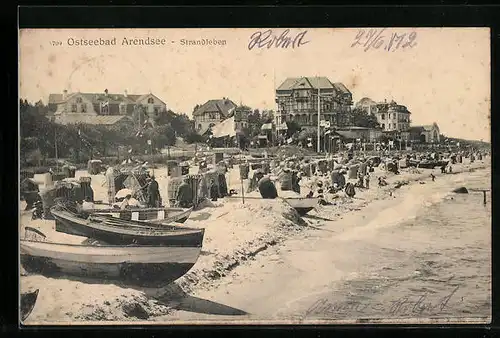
21,159,490,324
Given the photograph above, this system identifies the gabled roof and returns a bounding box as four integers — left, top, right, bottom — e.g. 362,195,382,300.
333,82,351,95
193,99,237,117
54,114,131,126
276,77,335,91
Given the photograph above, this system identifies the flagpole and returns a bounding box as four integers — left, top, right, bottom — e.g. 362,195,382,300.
54,128,59,171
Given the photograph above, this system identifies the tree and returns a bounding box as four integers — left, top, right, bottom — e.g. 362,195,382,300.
261,110,275,123
350,107,380,128
285,121,302,138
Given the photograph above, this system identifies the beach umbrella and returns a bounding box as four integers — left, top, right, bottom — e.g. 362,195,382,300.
115,188,134,200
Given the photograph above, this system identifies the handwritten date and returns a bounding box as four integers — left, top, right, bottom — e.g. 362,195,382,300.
351,29,417,52
248,29,310,50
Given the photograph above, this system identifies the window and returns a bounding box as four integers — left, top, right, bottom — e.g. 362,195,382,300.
101,105,109,115
154,107,159,115
76,97,83,104
120,104,127,115
382,123,385,129
198,124,202,130
81,103,87,113
381,114,385,120
71,104,77,112
147,97,154,104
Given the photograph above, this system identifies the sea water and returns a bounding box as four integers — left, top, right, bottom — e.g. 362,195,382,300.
301,167,491,322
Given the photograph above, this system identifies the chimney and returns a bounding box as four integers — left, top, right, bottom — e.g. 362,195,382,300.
104,89,108,97
63,89,68,100
124,90,128,97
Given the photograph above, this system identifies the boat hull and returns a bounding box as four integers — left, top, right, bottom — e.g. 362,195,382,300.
284,198,319,215
52,209,204,247
20,289,39,322
20,241,200,287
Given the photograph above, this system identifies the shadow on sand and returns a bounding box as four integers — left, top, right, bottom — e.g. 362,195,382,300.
22,270,248,317
303,214,333,222
189,212,212,221
161,295,248,316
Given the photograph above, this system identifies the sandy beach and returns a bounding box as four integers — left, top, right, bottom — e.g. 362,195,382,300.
20,156,490,324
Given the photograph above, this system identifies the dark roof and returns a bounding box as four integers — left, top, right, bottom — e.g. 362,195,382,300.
54,114,131,125
277,77,335,91
333,82,351,95
336,131,360,139
48,92,164,105
193,99,237,117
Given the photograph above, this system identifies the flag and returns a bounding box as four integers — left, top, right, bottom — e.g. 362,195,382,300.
212,116,236,138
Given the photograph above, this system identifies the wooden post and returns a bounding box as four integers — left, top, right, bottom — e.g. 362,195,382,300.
241,178,245,204
483,190,487,205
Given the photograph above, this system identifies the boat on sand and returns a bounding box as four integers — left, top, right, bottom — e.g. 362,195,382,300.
51,208,205,246
226,196,319,215
20,239,201,287
20,289,39,322
283,198,319,215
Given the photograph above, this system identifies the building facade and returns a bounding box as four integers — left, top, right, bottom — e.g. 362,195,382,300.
373,100,411,132
193,98,238,135
48,89,167,126
409,123,441,143
275,77,353,128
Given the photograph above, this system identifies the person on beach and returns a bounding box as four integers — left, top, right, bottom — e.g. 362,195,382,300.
258,176,278,199
378,177,388,187
147,176,161,207
291,170,301,194
345,182,356,198
430,173,435,181
209,179,219,202
364,173,370,189
440,163,447,174
176,178,193,208
356,172,364,188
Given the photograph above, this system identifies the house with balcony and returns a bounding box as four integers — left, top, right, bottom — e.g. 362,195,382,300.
47,89,167,126
369,99,412,141
275,77,353,130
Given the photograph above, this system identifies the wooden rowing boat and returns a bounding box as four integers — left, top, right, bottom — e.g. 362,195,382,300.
283,197,319,215
51,209,205,247
20,240,201,287
20,289,39,322
87,206,193,224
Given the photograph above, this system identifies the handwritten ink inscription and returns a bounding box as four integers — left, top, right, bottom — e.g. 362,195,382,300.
351,28,418,52
305,286,460,318
248,29,310,50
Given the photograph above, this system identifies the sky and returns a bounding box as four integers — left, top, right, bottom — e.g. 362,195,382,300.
19,28,490,142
